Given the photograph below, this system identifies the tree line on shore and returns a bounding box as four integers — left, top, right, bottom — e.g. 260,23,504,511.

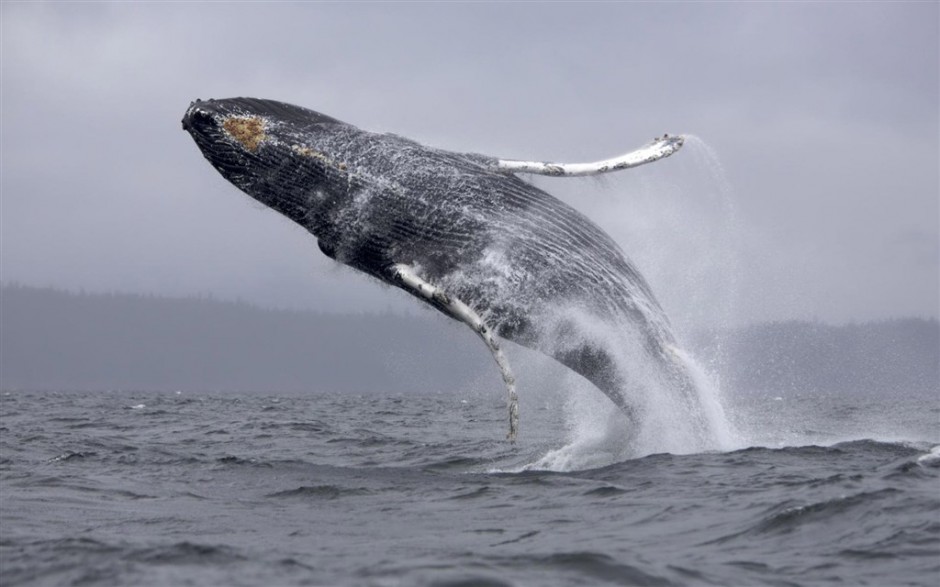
3,284,937,397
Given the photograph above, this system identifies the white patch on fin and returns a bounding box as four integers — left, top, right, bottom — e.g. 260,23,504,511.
496,134,684,177
391,263,520,442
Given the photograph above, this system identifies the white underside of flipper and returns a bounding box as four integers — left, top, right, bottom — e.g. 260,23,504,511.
391,263,520,442
496,134,684,177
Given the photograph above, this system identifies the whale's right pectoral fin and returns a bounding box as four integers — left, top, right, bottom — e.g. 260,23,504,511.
389,263,520,442
496,134,684,177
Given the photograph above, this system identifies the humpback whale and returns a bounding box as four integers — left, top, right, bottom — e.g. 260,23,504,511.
182,97,693,441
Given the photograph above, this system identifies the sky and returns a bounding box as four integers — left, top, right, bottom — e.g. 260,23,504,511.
2,2,937,332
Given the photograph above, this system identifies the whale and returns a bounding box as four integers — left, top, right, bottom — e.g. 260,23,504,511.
182,97,693,441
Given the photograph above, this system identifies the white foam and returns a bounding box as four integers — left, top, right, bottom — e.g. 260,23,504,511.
516,321,742,473
916,445,939,465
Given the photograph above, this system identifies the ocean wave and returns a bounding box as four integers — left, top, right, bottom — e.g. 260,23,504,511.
496,552,677,586
264,485,372,499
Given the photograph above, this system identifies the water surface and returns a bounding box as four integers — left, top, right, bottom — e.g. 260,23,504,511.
1,390,937,586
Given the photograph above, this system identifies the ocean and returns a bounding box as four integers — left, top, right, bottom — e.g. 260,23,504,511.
0,389,937,586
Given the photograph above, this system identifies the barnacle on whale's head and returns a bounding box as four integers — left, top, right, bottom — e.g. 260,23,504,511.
222,116,267,152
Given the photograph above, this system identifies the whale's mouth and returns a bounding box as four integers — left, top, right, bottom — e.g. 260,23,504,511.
181,99,214,133
183,97,342,133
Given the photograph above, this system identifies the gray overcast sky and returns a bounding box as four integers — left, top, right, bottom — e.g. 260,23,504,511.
2,2,937,332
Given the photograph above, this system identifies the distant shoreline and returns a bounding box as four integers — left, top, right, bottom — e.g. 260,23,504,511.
2,285,937,396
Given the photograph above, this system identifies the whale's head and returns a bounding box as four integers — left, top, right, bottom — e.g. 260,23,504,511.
182,97,347,227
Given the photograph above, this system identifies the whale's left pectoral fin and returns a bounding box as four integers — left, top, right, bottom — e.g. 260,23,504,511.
496,134,684,177
390,263,520,442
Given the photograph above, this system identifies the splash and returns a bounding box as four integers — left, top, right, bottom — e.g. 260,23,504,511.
523,323,740,472
522,136,745,471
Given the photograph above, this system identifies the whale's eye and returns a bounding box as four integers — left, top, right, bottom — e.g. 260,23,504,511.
222,116,267,152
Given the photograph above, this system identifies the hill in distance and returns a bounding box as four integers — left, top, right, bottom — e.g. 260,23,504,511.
2,285,937,397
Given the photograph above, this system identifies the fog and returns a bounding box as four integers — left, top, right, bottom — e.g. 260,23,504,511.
2,3,938,330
